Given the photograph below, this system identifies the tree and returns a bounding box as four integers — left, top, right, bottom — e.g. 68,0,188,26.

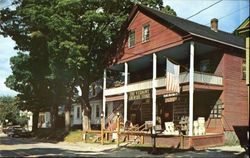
0,96,29,127
161,5,177,16
1,0,176,132
0,96,19,125
1,5,53,131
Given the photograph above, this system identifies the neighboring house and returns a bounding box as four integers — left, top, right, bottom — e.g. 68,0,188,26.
234,16,249,149
19,110,33,131
71,81,118,129
71,104,82,127
102,5,247,148
234,17,250,38
38,112,51,128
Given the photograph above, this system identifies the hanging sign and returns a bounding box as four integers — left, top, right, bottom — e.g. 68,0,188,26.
128,89,151,101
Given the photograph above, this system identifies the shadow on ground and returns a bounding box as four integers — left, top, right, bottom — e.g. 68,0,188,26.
0,145,247,157
0,147,106,157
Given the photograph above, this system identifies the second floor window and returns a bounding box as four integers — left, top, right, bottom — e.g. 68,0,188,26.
242,60,246,80
128,30,135,48
142,24,150,42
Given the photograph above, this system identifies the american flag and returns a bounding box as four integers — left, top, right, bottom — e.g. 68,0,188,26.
166,72,179,93
165,58,180,94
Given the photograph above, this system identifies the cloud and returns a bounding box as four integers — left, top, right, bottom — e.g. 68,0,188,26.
0,35,18,96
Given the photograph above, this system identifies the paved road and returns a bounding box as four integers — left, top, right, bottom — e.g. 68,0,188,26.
0,133,247,157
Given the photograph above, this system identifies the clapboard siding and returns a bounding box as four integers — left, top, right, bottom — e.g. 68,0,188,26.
221,53,248,131
119,11,184,62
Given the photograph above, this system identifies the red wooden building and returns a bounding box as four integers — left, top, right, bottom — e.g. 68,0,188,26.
102,5,247,149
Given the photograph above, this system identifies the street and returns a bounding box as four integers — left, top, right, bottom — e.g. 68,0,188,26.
0,133,247,157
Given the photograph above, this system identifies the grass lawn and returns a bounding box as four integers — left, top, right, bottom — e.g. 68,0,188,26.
64,130,83,143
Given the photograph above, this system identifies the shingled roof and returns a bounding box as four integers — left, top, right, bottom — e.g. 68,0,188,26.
133,5,245,49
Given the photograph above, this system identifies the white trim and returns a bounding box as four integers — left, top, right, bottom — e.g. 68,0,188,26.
103,69,107,122
188,41,194,136
152,53,157,134
124,62,128,124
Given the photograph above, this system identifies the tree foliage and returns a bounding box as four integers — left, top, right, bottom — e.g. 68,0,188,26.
0,0,176,130
0,96,29,126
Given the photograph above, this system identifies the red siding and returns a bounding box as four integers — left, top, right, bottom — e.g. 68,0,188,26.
119,11,184,63
221,53,248,131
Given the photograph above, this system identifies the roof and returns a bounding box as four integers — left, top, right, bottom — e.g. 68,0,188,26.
234,16,250,34
131,5,245,49
89,91,102,101
234,16,250,31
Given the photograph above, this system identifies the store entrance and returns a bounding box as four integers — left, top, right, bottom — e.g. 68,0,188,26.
128,99,151,126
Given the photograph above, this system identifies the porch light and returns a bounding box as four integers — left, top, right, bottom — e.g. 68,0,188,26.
100,111,104,118
116,112,120,117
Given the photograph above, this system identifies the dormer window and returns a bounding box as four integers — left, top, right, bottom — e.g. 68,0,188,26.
128,30,135,48
142,24,150,42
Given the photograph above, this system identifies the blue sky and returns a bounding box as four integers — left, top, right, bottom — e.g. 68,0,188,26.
0,0,249,96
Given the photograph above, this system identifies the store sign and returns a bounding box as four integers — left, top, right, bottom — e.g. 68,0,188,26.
128,89,151,101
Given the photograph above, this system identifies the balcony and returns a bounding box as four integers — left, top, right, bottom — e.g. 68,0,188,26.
104,72,223,96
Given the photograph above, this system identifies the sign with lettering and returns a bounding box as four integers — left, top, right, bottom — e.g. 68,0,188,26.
128,89,151,101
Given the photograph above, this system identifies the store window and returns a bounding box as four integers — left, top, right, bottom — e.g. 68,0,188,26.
210,100,223,119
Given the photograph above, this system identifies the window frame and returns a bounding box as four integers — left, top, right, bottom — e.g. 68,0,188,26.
128,29,135,48
142,24,150,43
242,59,246,80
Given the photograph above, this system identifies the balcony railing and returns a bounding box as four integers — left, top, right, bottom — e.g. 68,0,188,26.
179,72,223,85
104,72,223,96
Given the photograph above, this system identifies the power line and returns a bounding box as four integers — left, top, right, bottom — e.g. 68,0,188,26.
204,5,249,26
186,0,223,20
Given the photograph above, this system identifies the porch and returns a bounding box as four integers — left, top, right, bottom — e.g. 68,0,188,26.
104,71,223,96
102,41,224,138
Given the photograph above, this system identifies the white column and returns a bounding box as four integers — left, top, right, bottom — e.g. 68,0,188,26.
189,41,194,136
124,62,128,124
152,53,157,133
103,69,107,119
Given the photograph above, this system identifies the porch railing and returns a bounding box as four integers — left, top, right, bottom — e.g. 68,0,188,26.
104,72,223,96
179,71,223,85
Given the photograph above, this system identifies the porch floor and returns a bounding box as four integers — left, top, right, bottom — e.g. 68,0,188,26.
121,132,224,149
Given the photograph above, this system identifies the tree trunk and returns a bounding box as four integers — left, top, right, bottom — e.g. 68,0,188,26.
82,103,91,131
50,105,58,129
80,81,92,131
32,110,39,132
65,96,72,132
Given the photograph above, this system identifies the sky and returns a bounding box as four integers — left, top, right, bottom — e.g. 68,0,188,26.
0,0,249,96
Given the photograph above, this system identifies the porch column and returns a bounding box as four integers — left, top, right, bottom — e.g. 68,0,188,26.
189,41,194,136
103,69,107,121
124,62,128,124
152,53,157,133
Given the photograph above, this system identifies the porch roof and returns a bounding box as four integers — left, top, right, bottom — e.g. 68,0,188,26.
110,42,217,72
